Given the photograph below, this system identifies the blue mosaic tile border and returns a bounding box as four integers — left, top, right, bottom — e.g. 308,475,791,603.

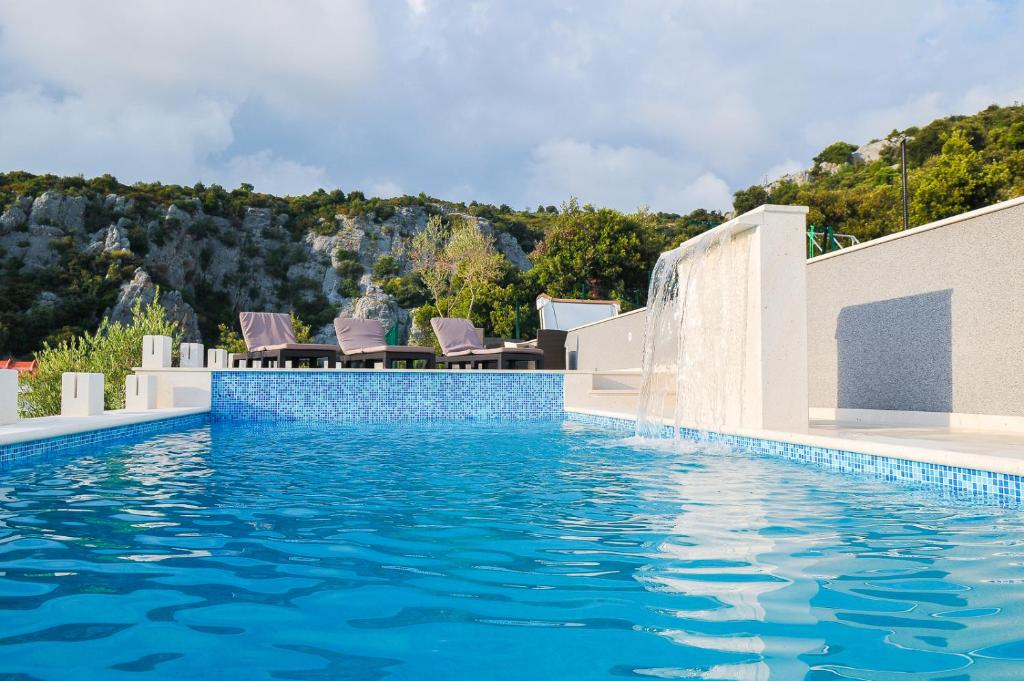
212,371,564,421
0,412,209,464
566,411,1024,506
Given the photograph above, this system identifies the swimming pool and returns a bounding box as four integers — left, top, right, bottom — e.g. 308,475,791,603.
1,419,1023,679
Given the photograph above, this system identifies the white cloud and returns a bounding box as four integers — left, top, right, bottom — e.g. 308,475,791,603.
368,181,404,198
764,160,807,184
208,151,329,196
0,0,1022,207
0,87,234,181
527,138,731,213
0,0,377,189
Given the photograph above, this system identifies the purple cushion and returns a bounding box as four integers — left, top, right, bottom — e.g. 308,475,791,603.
431,317,482,354
334,318,386,354
239,312,297,351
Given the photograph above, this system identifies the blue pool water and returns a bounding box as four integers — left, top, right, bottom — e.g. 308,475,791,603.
1,420,1024,679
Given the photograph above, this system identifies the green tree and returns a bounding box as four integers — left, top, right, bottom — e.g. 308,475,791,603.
732,185,769,215
410,214,456,316
814,141,858,166
910,129,1010,225
446,220,503,317
529,198,657,307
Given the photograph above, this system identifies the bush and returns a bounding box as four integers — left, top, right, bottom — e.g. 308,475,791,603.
334,249,364,298
19,293,181,417
372,255,400,280
814,141,858,166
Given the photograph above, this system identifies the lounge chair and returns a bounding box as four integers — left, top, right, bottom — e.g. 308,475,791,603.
334,318,436,368
431,317,544,369
233,312,339,368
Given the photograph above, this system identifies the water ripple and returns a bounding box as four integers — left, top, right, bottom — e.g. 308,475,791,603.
0,420,1021,679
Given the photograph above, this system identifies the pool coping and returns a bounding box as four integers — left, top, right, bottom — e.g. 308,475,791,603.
566,407,1024,503
0,407,209,446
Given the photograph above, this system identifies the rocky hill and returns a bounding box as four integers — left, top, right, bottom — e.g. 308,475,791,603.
0,178,535,356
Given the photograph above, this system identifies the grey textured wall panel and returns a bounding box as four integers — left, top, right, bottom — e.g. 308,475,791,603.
808,199,1024,416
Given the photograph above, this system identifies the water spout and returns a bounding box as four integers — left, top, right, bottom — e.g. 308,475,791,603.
637,223,756,438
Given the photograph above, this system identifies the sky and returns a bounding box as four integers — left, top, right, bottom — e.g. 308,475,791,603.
0,0,1022,214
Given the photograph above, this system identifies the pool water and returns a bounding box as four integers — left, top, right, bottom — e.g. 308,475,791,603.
1,420,1024,680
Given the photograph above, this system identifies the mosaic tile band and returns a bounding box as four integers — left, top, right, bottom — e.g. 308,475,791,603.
212,371,565,421
0,413,209,465
566,411,1024,506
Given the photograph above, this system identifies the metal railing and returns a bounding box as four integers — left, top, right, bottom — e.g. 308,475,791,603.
808,225,860,257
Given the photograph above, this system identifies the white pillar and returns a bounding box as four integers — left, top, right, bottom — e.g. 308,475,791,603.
61,372,105,417
742,205,809,432
207,348,229,369
142,335,173,369
179,343,204,368
125,374,157,410
0,369,18,425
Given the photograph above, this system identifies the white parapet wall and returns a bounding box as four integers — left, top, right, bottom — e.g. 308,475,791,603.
133,368,212,409
61,372,105,417
0,369,17,425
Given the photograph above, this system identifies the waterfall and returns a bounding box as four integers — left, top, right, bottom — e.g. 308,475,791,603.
636,224,755,438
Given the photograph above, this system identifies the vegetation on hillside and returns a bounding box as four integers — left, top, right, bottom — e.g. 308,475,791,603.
3,103,1021,362
734,104,1024,241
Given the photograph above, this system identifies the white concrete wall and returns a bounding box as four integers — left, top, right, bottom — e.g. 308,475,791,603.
134,368,213,409
564,309,647,371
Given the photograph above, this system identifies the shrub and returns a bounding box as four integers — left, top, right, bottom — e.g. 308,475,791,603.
19,293,181,417
334,249,364,298
372,255,400,280
814,141,858,166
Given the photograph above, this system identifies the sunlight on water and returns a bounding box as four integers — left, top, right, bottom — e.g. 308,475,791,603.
0,420,1023,679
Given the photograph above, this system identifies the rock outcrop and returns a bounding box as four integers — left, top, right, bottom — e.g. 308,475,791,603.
29,191,85,232
107,268,202,342
1,186,536,349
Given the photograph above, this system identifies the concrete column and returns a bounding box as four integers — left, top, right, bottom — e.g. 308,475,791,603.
142,335,173,369
125,374,157,410
743,205,809,433
61,372,104,417
180,343,204,368
0,369,17,425
207,349,229,369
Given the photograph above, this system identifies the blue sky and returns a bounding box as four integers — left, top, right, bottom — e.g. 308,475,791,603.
0,0,1022,213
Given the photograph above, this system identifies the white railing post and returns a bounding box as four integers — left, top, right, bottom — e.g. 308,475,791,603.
61,372,104,417
207,348,229,369
142,335,173,369
180,343,204,368
0,369,17,425
125,374,156,410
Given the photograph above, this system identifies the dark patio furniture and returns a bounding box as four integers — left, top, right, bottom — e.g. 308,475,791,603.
431,317,544,369
334,318,436,368
535,329,568,370
233,312,339,368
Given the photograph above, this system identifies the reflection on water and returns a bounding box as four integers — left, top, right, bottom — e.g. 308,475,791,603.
0,420,1021,679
